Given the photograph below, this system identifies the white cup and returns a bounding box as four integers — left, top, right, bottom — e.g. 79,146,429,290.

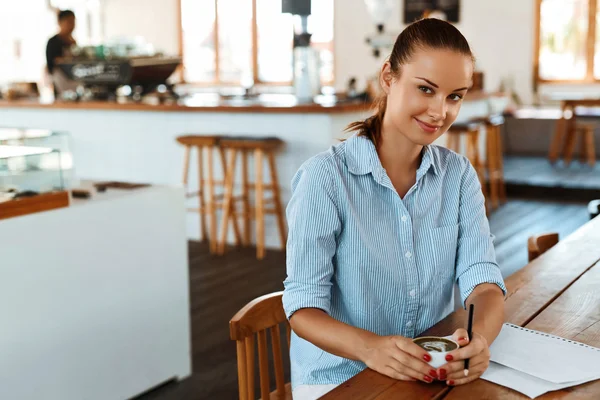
412,336,459,368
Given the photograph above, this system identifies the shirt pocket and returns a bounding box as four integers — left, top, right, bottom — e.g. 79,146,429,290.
428,224,459,283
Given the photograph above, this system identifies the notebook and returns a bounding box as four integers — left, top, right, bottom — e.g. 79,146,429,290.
480,323,600,398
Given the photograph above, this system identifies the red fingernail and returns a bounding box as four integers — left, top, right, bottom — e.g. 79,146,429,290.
429,369,438,378
423,354,432,362
445,354,454,361
459,337,468,341
424,375,433,383
448,380,455,386
439,368,447,379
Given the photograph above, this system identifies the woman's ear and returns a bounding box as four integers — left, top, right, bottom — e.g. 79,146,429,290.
379,62,393,95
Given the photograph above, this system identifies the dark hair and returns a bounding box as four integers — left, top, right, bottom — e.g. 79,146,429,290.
345,18,475,147
58,10,75,22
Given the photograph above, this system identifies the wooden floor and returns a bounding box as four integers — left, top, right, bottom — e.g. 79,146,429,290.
134,198,591,400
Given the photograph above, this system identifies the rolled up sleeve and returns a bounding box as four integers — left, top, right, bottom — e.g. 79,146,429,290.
455,160,507,308
282,158,341,320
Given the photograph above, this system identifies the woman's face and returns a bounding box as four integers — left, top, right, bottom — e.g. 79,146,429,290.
381,47,473,146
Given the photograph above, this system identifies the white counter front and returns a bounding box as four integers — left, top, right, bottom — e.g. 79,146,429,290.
0,185,191,400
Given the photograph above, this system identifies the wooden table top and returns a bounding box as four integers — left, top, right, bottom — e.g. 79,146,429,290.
321,215,600,399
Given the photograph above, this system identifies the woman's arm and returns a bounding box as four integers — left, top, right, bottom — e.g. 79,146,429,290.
290,308,376,362
465,283,505,346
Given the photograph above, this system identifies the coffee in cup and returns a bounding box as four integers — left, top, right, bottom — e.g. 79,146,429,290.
413,336,459,368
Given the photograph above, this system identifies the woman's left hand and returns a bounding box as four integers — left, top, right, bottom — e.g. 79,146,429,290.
435,329,490,386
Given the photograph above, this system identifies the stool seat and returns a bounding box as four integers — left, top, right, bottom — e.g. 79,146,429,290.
219,137,284,150
176,135,220,147
447,122,481,133
470,115,505,126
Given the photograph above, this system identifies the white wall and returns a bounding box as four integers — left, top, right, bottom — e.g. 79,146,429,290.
103,0,180,56
333,0,536,105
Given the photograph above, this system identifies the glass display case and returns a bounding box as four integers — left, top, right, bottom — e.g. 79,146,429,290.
0,145,65,200
0,128,76,188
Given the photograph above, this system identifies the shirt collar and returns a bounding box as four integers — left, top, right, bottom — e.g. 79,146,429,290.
345,133,439,178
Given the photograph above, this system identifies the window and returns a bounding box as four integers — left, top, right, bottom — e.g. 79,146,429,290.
179,0,334,86
535,0,599,82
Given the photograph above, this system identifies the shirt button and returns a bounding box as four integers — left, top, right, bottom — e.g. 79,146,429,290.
401,216,408,222
409,289,416,297
406,321,413,327
405,251,412,258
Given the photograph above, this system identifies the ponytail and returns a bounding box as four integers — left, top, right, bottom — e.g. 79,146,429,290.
344,95,387,147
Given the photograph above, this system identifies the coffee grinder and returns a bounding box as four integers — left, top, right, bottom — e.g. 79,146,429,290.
282,0,321,102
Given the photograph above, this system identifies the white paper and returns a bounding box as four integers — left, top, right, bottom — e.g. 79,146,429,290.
482,362,595,399
479,323,600,398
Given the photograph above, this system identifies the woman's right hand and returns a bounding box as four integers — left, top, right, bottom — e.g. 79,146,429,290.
362,335,439,383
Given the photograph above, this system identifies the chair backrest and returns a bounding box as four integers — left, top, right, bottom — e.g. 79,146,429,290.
230,291,291,400
527,232,560,262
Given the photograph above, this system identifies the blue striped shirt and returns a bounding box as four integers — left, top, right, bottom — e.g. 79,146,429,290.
282,133,507,389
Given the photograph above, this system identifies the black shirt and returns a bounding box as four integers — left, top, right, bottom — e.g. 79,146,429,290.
46,34,70,74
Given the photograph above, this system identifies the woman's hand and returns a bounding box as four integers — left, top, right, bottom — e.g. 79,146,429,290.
436,329,490,385
362,335,439,384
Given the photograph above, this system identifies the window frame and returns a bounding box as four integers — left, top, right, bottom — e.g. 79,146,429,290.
176,0,335,87
534,0,598,88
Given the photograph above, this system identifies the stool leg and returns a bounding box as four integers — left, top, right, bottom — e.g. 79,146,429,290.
563,117,578,166
241,150,252,246
220,146,242,247
255,149,265,259
579,129,587,165
495,125,507,204
197,146,208,243
218,149,238,254
549,116,567,163
586,127,596,166
206,146,217,253
268,152,287,250
487,126,499,210
468,131,488,211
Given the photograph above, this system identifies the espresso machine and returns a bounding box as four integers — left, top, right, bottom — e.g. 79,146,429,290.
282,0,321,102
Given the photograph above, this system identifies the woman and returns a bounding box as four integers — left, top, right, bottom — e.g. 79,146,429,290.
283,18,506,400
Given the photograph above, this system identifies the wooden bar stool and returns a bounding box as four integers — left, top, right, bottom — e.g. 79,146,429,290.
564,122,596,167
473,115,507,211
446,122,489,208
177,135,241,254
218,137,287,259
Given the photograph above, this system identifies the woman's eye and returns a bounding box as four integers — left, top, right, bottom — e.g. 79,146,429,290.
449,93,463,101
419,86,433,94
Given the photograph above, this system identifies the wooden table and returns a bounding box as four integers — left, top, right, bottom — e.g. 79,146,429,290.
548,99,600,163
321,215,600,399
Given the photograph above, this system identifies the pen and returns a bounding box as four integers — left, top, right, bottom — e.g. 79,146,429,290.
464,303,474,377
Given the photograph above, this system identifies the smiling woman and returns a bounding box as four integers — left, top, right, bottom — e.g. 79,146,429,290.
283,18,506,400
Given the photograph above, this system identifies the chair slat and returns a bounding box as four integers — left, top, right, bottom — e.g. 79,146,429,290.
245,335,255,398
236,340,248,400
285,320,291,350
271,325,286,394
258,330,270,400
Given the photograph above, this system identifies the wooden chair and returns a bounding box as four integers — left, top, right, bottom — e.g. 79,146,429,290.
446,122,489,209
177,135,241,254
527,232,560,262
230,291,292,400
218,137,287,259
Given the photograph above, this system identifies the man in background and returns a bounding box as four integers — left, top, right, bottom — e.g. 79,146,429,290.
46,10,78,96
